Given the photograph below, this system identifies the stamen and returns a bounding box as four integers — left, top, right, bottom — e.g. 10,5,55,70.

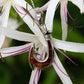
64,4,73,28
64,4,83,29
66,6,77,21
55,47,78,66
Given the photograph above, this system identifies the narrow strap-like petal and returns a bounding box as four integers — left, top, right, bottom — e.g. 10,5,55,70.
0,27,38,42
53,38,84,53
0,2,11,48
0,26,39,43
45,0,60,32
2,2,11,27
52,51,72,84
0,43,32,58
29,68,41,84
60,0,68,40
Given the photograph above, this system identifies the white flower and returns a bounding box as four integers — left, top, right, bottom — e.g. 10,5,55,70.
0,2,84,84
1,26,84,84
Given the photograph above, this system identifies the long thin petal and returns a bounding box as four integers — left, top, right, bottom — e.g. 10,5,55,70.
14,0,36,17
0,2,11,48
53,38,84,53
2,2,11,27
60,0,68,40
0,27,39,42
70,0,84,13
52,51,72,84
45,0,60,32
14,5,47,47
29,68,41,84
0,43,32,58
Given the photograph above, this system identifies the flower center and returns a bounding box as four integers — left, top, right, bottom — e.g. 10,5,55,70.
0,0,13,4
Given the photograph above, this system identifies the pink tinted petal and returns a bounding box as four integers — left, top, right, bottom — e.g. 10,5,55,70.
53,60,69,77
37,69,40,84
40,47,44,60
1,43,32,58
2,44,31,54
55,47,77,66
15,5,41,24
14,5,26,15
33,70,38,84
29,68,41,84
52,52,72,84
2,47,30,57
33,69,41,84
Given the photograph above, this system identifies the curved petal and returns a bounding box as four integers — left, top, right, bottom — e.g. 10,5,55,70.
70,0,84,13
52,51,72,84
60,0,68,40
14,5,47,47
0,2,11,48
0,43,32,58
14,0,36,22
53,38,84,53
45,0,60,32
0,27,39,42
2,2,11,27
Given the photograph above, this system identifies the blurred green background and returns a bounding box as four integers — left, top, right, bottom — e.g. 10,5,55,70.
0,0,84,84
